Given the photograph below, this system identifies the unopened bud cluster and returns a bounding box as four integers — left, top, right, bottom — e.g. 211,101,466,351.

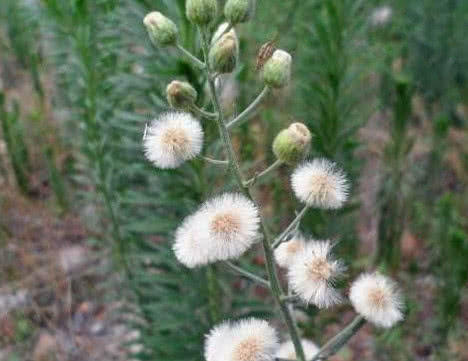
273,122,311,164
263,49,292,88
224,0,256,24
166,81,198,110
186,0,218,25
143,12,178,46
209,32,239,73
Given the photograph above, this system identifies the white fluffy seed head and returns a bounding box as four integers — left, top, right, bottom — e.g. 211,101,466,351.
174,193,261,266
173,213,211,268
274,235,306,268
205,321,233,361
143,112,203,169
275,339,319,360
205,318,278,361
349,273,404,328
199,193,260,261
288,241,345,308
291,159,349,209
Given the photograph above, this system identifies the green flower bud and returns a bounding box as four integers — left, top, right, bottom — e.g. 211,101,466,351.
166,81,198,110
262,49,292,88
273,123,312,165
224,0,255,24
209,32,238,74
143,12,178,46
186,0,218,26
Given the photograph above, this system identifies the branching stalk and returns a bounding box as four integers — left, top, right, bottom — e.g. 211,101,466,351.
227,87,270,130
273,205,310,248
190,104,218,120
224,261,270,287
244,159,283,187
310,316,366,361
199,27,306,361
202,156,229,166
176,43,206,69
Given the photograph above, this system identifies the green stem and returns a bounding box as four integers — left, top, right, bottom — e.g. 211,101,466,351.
176,43,206,69
199,27,306,361
202,156,229,166
227,87,270,130
224,261,270,287
310,316,366,361
206,265,221,323
272,206,309,249
244,159,283,187
190,104,218,120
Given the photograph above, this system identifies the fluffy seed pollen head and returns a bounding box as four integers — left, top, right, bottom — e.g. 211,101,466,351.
286,240,301,254
308,173,333,201
368,287,389,309
349,273,404,328
288,240,344,308
232,336,262,361
291,159,349,209
307,258,332,281
143,112,203,169
211,211,241,237
274,235,306,268
161,128,189,153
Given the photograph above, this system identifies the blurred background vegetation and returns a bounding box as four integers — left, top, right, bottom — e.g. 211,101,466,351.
0,0,466,360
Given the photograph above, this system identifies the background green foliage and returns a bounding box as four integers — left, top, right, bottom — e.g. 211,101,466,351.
0,0,467,360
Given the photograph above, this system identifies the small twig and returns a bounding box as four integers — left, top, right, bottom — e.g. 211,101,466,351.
224,261,270,288
227,87,270,130
310,316,366,361
202,156,229,166
244,159,283,187
176,44,206,69
272,206,309,249
190,104,218,120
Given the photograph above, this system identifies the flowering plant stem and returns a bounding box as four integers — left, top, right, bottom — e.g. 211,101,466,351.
227,86,270,129
190,104,218,120
244,159,283,187
176,43,206,69
199,26,306,361
224,261,270,287
310,316,366,361
273,205,310,248
202,156,229,166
